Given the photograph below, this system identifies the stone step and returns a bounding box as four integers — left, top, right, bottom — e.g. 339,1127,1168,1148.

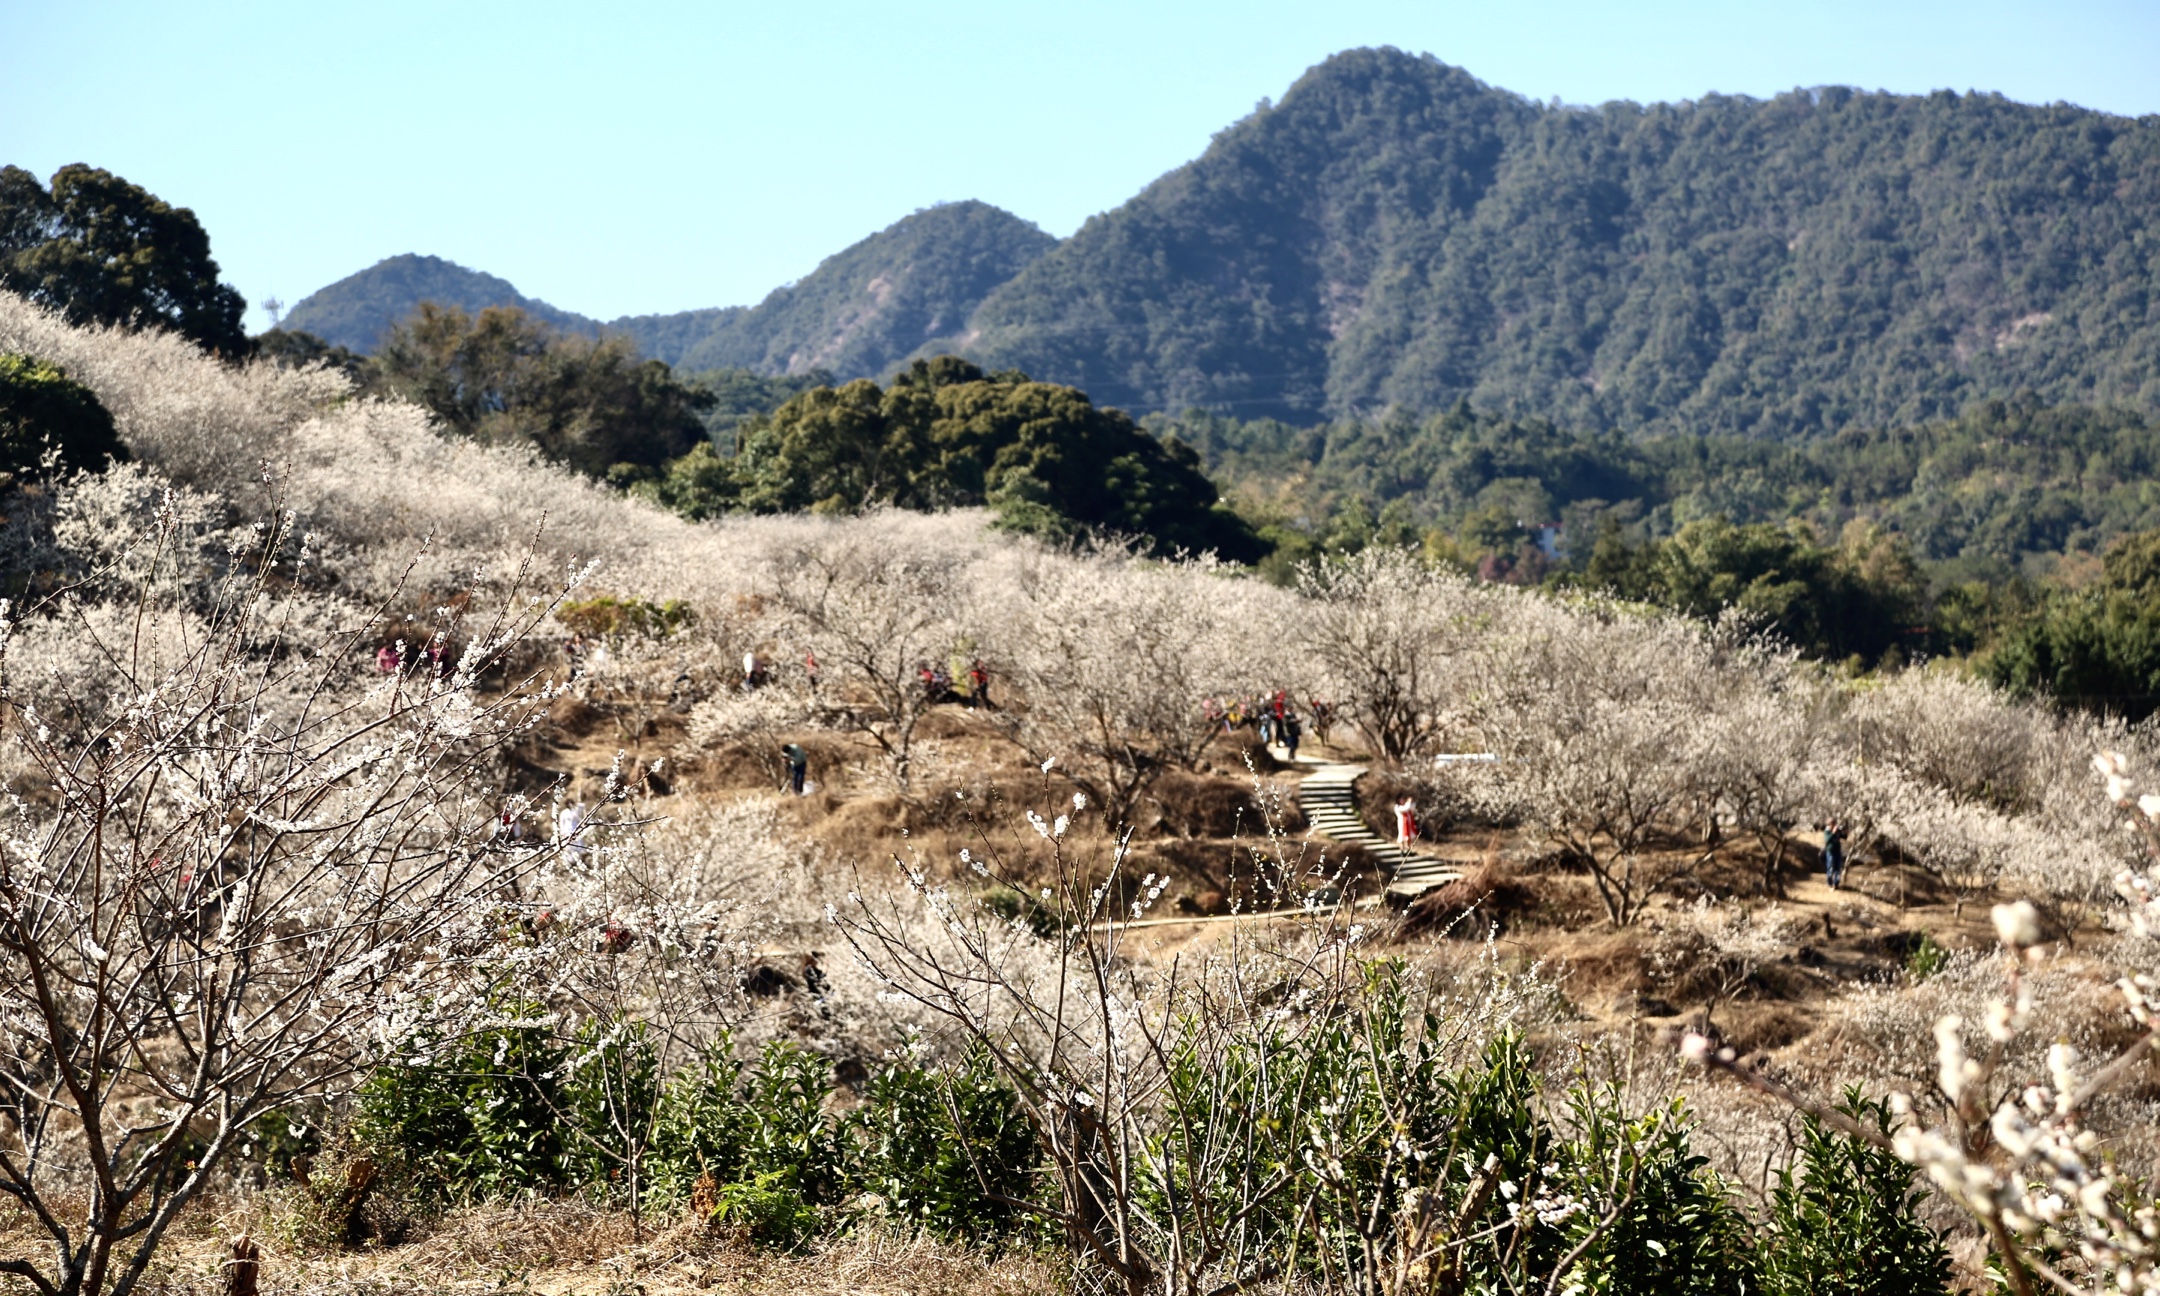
1292,761,1467,899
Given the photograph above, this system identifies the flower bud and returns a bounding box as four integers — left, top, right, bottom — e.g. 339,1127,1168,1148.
1992,901,2042,948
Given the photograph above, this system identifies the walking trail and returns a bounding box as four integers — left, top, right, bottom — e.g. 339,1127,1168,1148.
1289,759,1463,901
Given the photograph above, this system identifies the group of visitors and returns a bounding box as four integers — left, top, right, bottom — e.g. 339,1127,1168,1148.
375,639,456,678
916,657,994,708
1204,690,1326,762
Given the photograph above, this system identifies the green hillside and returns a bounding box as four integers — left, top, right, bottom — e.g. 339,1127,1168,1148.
966,48,2160,435
284,203,1052,386
277,51,2160,439
613,200,1054,378
281,253,601,352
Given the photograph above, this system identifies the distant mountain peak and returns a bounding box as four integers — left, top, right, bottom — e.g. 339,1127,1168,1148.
279,53,2160,439
281,253,598,352
962,50,2160,433
615,200,1055,379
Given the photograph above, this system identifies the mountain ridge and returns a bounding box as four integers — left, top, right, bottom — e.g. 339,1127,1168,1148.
283,201,1054,386
615,200,1055,376
281,50,2160,437
280,253,603,351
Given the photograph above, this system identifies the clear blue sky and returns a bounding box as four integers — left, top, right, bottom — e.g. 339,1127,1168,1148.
5,0,2155,332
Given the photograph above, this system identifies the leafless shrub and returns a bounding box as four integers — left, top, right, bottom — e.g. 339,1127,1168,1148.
1458,601,1749,924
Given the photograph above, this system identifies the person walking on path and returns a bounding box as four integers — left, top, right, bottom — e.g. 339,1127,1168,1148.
1821,820,1846,889
1281,712,1302,763
556,802,586,857
782,743,809,797
1393,798,1419,846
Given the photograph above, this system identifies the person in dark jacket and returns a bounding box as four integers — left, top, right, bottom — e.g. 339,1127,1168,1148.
1821,820,1846,889
782,743,809,797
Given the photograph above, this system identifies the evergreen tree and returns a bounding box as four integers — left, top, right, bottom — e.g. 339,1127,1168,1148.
0,352,127,482
0,165,247,355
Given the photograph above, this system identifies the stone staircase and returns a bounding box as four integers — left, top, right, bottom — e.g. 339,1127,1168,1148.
1294,762,1463,901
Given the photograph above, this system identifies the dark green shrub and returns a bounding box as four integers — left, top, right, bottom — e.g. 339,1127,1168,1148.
558,1018,663,1201
1905,931,1950,982
1555,1087,1756,1295
709,1168,822,1252
1277,967,1559,1289
739,1041,845,1204
556,595,694,642
0,352,126,482
1760,1092,1952,1296
850,1046,1041,1240
644,1038,750,1210
353,1010,566,1201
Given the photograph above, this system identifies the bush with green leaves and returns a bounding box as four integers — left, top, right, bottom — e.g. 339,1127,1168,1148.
353,1010,568,1202
708,1168,825,1251
0,351,126,482
558,1018,664,1202
355,1027,1045,1247
643,1039,751,1210
1555,1089,1757,1295
1759,1093,1953,1296
737,1041,849,1205
351,970,1948,1288
851,1046,1043,1241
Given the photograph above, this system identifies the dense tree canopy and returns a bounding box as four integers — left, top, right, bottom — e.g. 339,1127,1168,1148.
677,365,835,446
1170,396,2160,666
644,358,1266,559
0,352,126,482
1168,397,2160,577
370,304,712,476
253,327,366,382
1574,518,1930,665
0,164,248,355
1981,529,2160,719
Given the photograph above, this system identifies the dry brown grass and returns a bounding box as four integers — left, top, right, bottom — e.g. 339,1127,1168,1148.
13,1195,1069,1296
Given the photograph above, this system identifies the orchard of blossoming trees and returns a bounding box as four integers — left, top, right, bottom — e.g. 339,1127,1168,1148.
0,289,2156,1296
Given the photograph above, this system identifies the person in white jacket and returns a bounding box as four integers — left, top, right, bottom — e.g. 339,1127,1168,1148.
556,802,586,856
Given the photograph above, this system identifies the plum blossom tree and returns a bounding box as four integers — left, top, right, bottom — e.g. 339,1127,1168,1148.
1297,547,1496,763
984,550,1288,826
748,518,970,794
0,511,567,1296
1460,601,1740,925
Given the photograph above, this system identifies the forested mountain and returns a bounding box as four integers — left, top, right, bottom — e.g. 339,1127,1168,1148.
281,253,602,351
283,50,2160,439
612,201,1054,377
966,49,2160,434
